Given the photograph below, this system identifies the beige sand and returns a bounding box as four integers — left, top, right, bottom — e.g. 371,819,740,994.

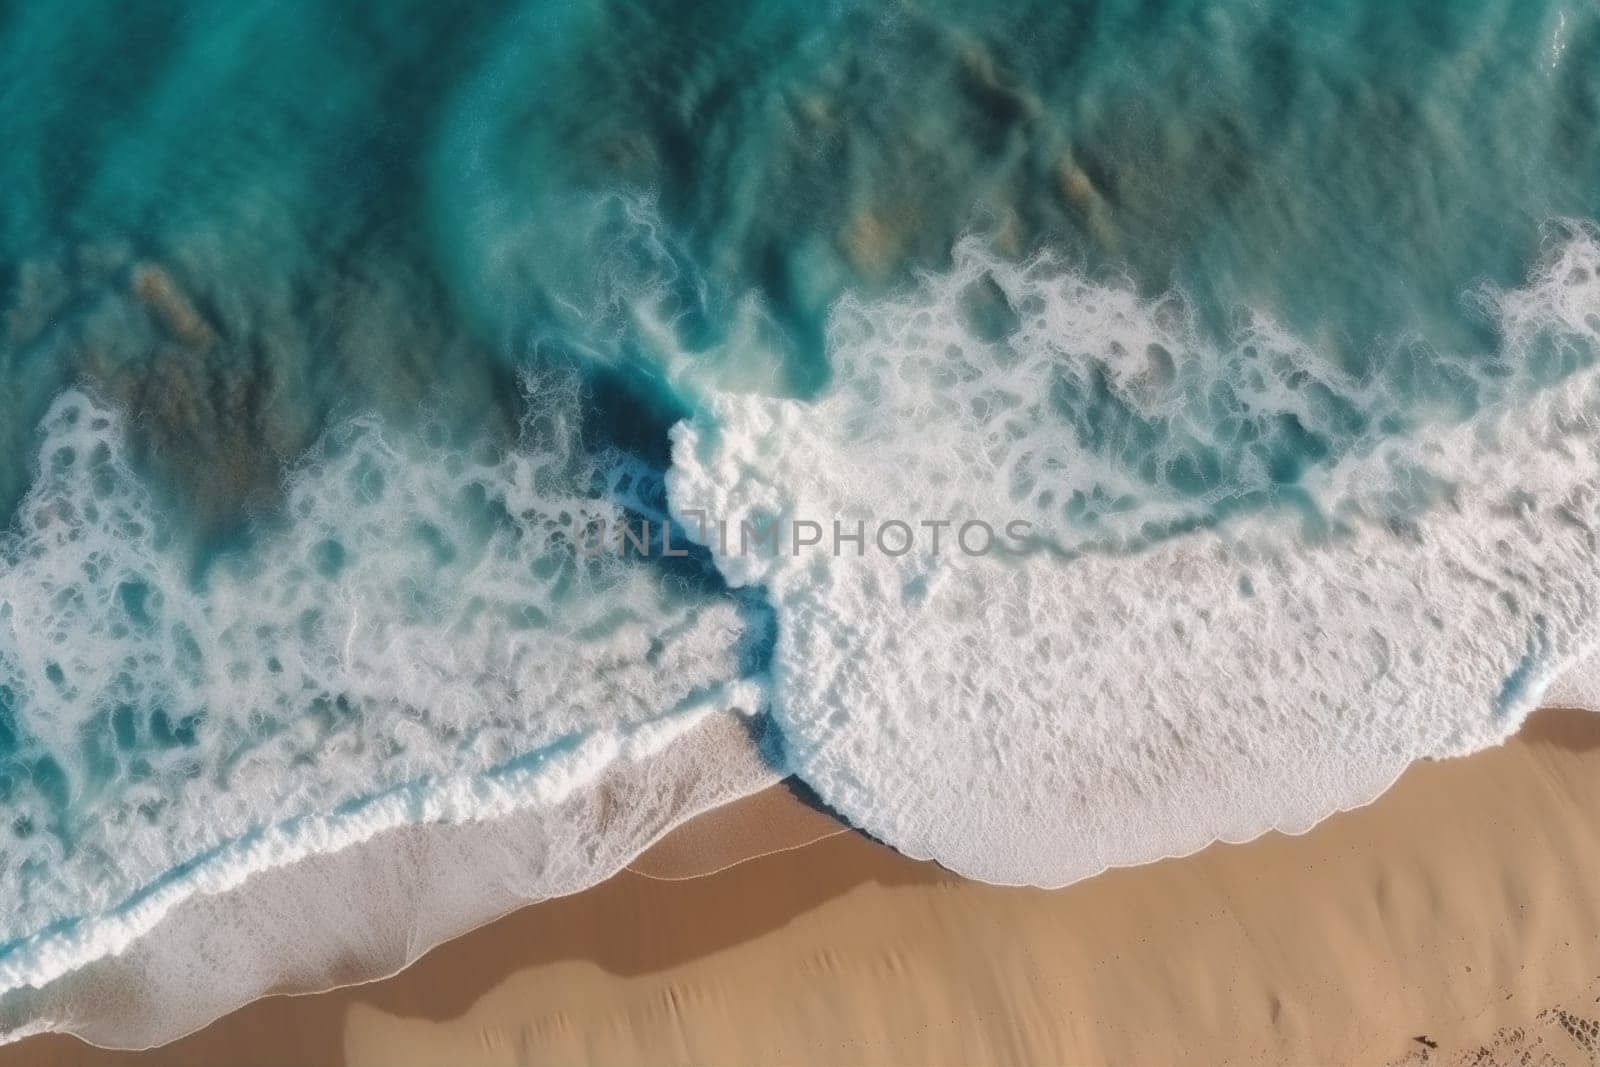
10,708,1600,1066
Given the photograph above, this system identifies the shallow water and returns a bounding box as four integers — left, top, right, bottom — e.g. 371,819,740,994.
2,0,1600,1041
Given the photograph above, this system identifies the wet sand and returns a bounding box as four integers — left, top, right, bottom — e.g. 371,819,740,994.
9,708,1600,1066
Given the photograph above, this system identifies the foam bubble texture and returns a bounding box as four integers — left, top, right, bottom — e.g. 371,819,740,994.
668,227,1600,885
0,376,766,992
0,703,778,1048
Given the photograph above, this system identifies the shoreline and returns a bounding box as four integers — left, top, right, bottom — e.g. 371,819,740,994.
7,706,1600,1065
0,711,780,1055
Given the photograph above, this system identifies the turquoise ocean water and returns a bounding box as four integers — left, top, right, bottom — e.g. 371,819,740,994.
4,0,1600,1042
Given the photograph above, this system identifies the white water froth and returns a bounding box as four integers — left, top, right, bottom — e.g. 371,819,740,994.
669,228,1600,886
0,711,777,1049
0,375,770,998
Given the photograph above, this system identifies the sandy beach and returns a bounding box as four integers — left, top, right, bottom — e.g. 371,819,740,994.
8,707,1600,1067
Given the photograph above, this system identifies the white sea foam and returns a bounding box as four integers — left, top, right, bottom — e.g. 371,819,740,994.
0,708,776,1049
668,226,1600,886
0,373,772,1003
